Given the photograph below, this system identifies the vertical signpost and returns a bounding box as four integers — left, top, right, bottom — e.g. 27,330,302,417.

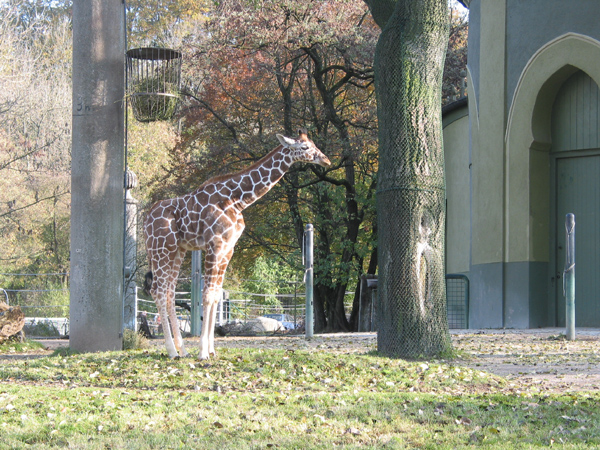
70,0,125,351
190,251,203,336
304,224,314,339
564,213,576,341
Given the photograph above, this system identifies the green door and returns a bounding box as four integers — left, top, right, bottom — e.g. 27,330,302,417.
555,155,600,326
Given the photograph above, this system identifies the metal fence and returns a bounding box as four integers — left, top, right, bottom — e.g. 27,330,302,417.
358,274,470,331
3,272,469,338
136,279,306,336
0,273,69,337
446,274,469,329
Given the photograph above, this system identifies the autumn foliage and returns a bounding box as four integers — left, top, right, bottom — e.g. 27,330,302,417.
145,0,380,332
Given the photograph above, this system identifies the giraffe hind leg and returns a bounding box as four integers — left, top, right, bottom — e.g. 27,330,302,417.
148,261,180,359
163,249,188,358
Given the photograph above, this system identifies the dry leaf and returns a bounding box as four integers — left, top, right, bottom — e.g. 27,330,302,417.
456,416,472,425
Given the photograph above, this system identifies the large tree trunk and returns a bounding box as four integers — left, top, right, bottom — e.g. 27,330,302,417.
369,0,452,357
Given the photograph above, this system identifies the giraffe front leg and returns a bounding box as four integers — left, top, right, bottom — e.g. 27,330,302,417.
157,300,179,359
166,292,189,358
207,295,220,356
199,219,241,360
198,290,219,360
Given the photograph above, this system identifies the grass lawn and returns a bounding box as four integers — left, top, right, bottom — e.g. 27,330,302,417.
1,334,599,449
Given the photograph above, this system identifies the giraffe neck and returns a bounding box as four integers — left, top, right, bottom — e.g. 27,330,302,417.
206,145,294,210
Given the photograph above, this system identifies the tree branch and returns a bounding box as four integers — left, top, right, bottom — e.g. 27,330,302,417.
0,190,70,219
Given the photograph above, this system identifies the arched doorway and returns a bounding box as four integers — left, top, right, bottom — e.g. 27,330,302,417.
551,70,600,326
504,34,600,328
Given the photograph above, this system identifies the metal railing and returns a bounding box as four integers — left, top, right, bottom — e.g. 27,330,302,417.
358,274,470,330
446,274,469,329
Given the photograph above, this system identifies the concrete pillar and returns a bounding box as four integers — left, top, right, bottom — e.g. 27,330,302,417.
124,169,138,331
468,0,507,328
70,0,125,352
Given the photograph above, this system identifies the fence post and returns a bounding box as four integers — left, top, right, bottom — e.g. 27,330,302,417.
216,289,226,326
564,213,576,341
294,283,298,330
190,250,203,336
304,223,314,338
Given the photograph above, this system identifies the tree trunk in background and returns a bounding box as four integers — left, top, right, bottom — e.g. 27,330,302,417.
367,0,452,357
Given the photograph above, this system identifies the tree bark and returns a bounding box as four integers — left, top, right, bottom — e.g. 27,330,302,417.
0,302,25,342
369,0,452,357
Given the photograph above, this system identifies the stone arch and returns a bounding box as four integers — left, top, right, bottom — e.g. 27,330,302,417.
505,33,600,265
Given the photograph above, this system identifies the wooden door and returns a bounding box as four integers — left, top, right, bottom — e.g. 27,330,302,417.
555,155,600,326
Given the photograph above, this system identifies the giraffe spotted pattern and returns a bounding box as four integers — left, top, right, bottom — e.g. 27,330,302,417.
144,130,331,359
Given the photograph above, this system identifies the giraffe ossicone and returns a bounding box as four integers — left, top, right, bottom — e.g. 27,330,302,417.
143,129,330,359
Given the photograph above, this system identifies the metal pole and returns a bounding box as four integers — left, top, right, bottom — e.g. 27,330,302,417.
304,224,314,338
123,170,138,331
217,290,224,326
564,213,576,341
190,250,203,336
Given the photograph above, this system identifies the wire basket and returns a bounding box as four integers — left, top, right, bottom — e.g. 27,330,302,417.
126,47,182,122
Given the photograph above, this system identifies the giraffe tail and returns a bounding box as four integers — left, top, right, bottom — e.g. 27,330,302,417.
143,271,153,296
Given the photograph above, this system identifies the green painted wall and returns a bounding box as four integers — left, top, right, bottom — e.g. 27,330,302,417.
442,102,470,275
461,0,600,328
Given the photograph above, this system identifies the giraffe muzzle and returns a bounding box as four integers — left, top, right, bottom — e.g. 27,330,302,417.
315,152,331,167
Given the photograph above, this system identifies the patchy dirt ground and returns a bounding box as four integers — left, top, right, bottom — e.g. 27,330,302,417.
13,328,600,393
453,329,600,393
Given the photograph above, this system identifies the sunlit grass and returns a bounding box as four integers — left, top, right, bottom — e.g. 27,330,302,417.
0,338,45,354
1,341,600,448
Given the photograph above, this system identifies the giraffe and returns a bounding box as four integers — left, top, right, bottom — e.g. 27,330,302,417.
143,129,331,359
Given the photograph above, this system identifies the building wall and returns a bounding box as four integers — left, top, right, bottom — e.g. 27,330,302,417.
442,101,470,276
464,0,600,328
467,0,507,328
505,0,600,113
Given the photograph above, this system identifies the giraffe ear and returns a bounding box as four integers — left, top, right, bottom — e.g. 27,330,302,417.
277,134,296,148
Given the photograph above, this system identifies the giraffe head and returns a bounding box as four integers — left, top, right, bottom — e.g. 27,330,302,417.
276,129,331,167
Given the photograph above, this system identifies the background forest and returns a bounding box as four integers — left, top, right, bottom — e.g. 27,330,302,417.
0,0,467,332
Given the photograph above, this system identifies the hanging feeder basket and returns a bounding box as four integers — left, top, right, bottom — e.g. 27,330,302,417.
126,47,182,122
